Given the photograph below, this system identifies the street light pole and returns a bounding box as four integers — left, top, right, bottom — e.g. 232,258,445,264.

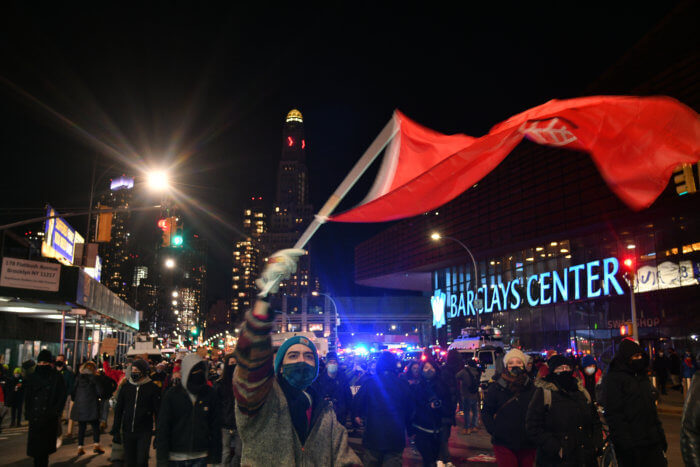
430,234,481,333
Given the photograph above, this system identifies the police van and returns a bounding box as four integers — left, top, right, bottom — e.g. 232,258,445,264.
448,327,505,384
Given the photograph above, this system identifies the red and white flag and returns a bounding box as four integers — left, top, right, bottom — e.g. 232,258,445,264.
329,96,700,223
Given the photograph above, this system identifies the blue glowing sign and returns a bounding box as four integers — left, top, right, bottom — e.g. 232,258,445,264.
42,205,77,266
436,257,625,319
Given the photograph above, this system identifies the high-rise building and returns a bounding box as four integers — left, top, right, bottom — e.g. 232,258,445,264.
265,109,316,297
97,175,134,302
231,197,266,322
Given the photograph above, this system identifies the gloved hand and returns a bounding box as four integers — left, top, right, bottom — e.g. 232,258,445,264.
255,249,306,297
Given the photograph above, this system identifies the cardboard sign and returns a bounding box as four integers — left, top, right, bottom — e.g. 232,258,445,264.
101,337,118,356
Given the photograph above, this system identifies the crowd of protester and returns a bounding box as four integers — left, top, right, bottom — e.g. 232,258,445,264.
0,248,698,467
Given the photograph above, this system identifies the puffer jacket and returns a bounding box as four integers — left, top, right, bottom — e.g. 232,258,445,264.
681,373,700,467
155,354,222,465
70,373,100,422
602,339,666,452
526,376,602,466
482,375,536,451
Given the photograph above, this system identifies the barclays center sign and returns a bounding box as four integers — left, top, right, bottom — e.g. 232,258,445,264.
432,257,625,328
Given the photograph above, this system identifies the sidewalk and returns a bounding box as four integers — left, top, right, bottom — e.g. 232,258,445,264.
657,387,686,415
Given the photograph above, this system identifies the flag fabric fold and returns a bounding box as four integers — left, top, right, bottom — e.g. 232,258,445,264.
329,96,700,223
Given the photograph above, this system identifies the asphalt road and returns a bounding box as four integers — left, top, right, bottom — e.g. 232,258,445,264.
0,412,684,466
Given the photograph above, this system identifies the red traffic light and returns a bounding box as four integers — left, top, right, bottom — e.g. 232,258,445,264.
158,218,168,231
622,257,635,270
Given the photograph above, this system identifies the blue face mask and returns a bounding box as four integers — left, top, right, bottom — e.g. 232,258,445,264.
281,362,316,390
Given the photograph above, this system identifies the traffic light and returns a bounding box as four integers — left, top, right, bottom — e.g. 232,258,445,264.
620,323,630,336
673,163,697,196
158,217,172,247
172,217,184,248
95,204,113,242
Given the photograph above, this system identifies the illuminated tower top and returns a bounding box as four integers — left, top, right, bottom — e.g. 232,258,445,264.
286,109,303,123
282,108,306,163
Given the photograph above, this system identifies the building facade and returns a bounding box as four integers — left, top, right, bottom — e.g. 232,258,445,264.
231,197,266,322
97,175,134,302
354,5,700,359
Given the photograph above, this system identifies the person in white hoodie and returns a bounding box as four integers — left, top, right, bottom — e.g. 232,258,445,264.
155,353,222,467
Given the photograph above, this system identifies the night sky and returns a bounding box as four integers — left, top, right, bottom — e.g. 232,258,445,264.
0,2,680,302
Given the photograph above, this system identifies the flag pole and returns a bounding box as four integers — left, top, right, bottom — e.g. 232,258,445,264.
294,114,398,250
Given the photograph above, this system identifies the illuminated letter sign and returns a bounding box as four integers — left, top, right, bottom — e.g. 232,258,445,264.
432,257,625,324
431,290,447,329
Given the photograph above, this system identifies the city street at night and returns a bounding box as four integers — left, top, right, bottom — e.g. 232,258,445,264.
0,2,698,467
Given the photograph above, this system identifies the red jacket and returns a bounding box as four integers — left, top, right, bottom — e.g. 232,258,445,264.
103,361,124,384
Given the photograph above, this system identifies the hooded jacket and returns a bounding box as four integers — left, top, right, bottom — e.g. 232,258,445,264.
526,376,602,466
112,369,160,436
233,300,361,466
70,363,100,422
155,354,221,465
601,339,666,452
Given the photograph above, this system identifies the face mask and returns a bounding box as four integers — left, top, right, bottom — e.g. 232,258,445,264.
327,363,338,374
509,366,524,377
423,369,436,380
131,372,142,381
187,369,207,394
281,362,316,390
55,361,64,368
629,358,647,373
553,371,577,391
584,366,596,376
216,368,223,376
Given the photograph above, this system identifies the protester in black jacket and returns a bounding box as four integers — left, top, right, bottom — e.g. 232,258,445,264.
681,373,700,467
24,350,67,467
602,338,667,467
411,358,452,467
526,355,602,467
652,351,669,395
214,353,240,467
482,349,537,467
70,361,105,455
312,351,353,425
156,353,222,466
353,351,413,466
112,359,160,467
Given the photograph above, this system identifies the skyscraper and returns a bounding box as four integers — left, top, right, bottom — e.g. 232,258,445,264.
231,197,266,322
265,109,315,297
97,175,134,302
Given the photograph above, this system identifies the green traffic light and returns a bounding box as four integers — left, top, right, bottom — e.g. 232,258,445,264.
172,235,183,246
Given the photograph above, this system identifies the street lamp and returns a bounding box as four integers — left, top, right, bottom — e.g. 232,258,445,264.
145,170,171,192
164,258,175,269
312,291,338,352
430,232,482,332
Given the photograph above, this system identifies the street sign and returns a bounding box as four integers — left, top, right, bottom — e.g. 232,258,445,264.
0,257,61,292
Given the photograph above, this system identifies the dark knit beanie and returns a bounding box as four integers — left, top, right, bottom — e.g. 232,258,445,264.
37,349,53,363
547,355,572,372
